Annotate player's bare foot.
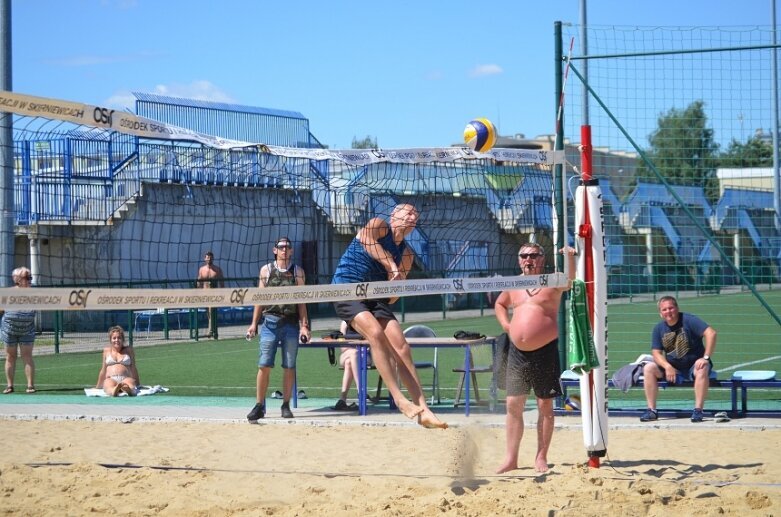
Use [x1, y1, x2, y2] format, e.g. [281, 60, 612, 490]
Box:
[398, 400, 424, 419]
[417, 409, 448, 429]
[112, 384, 122, 397]
[535, 457, 549, 473]
[495, 460, 518, 474]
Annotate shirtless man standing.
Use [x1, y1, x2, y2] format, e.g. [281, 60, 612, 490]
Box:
[196, 251, 224, 338]
[494, 242, 576, 473]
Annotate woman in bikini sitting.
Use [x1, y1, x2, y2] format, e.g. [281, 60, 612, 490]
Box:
[96, 326, 140, 396]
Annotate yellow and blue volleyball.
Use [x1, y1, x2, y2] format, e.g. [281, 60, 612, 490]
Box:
[463, 118, 497, 153]
[564, 395, 581, 411]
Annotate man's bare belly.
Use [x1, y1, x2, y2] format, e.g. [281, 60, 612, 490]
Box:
[508, 304, 558, 352]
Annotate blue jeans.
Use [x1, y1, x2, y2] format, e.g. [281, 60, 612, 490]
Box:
[258, 314, 299, 368]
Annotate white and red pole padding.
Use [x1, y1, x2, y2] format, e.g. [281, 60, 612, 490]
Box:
[575, 125, 608, 468]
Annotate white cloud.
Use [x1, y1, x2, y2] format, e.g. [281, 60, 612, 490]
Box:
[103, 92, 136, 111]
[103, 81, 236, 111]
[469, 64, 503, 78]
[151, 81, 236, 103]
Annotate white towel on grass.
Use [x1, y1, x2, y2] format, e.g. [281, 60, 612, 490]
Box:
[84, 385, 170, 397]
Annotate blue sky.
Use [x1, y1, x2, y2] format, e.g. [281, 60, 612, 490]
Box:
[10, 0, 779, 150]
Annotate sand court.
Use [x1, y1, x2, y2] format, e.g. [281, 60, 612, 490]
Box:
[1, 399, 779, 515]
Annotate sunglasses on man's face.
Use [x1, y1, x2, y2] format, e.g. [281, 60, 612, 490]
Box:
[276, 244, 292, 250]
[518, 253, 542, 259]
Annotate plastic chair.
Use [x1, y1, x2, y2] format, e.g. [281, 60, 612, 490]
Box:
[403, 324, 440, 404]
[373, 324, 440, 405]
[453, 349, 492, 407]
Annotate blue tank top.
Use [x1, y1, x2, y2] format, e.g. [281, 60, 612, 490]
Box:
[332, 231, 407, 284]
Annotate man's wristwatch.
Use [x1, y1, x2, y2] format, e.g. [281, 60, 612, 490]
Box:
[702, 355, 710, 361]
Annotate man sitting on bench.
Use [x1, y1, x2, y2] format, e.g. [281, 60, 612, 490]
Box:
[640, 295, 718, 423]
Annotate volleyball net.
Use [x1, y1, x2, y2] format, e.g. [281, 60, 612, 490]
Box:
[0, 90, 569, 341]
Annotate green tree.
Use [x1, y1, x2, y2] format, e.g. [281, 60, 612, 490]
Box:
[719, 133, 773, 167]
[351, 135, 378, 149]
[637, 100, 720, 200]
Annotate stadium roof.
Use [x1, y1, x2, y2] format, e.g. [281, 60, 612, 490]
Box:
[132, 92, 307, 121]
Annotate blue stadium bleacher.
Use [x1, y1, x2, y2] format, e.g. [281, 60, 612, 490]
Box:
[711, 188, 781, 263]
[569, 177, 625, 268]
[621, 181, 713, 263]
[489, 169, 554, 233]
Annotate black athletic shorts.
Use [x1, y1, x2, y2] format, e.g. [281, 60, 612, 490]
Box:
[333, 299, 396, 324]
[505, 339, 563, 399]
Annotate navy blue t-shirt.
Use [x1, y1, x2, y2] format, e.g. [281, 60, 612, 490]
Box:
[651, 312, 709, 371]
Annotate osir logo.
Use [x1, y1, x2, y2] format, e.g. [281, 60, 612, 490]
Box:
[69, 289, 92, 308]
[93, 107, 114, 126]
[230, 288, 248, 304]
[355, 283, 368, 298]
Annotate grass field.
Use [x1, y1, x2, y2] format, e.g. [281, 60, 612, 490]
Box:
[4, 288, 780, 411]
[13, 317, 505, 400]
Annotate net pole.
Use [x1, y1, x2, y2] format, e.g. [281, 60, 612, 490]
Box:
[554, 21, 568, 378]
[772, 0, 781, 233]
[0, 0, 13, 288]
[555, 33, 575, 281]
[576, 125, 608, 468]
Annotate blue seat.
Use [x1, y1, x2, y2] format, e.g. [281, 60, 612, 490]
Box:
[134, 309, 184, 336]
[404, 325, 440, 404]
[732, 370, 776, 381]
[730, 370, 780, 417]
[218, 306, 253, 324]
[372, 325, 440, 406]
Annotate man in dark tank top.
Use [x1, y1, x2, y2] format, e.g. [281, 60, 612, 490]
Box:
[245, 238, 310, 421]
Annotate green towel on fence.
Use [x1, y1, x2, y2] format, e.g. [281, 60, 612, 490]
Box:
[567, 279, 600, 374]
